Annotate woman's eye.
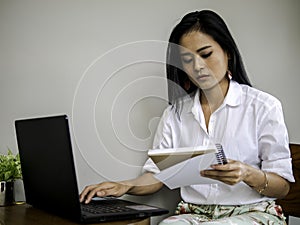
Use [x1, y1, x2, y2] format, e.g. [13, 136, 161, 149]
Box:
[201, 52, 212, 59]
[182, 57, 193, 64]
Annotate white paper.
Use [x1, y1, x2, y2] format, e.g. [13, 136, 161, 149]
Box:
[148, 145, 217, 170]
[154, 152, 222, 189]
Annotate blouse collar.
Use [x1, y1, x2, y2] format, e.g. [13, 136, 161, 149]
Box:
[190, 80, 242, 114]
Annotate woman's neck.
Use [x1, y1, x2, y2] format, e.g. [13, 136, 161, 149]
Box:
[200, 77, 230, 113]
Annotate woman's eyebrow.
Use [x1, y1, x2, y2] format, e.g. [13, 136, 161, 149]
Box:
[196, 45, 212, 53]
[180, 45, 212, 56]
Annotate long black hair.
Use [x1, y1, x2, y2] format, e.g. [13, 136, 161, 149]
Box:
[166, 10, 251, 108]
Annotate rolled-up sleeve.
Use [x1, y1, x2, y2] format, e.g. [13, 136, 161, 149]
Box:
[258, 100, 295, 182]
[142, 106, 174, 174]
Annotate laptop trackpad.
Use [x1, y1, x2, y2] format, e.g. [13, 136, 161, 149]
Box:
[126, 205, 158, 211]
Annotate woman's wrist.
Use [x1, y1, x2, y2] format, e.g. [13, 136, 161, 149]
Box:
[120, 173, 163, 195]
[243, 164, 290, 198]
[119, 180, 134, 194]
[244, 165, 268, 194]
[254, 171, 269, 194]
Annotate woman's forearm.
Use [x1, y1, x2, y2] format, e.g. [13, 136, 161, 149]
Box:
[244, 165, 290, 199]
[121, 172, 163, 195]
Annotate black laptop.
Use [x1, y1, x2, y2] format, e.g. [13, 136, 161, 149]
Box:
[15, 115, 168, 223]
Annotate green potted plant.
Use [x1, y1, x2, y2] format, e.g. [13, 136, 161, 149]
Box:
[0, 149, 22, 206]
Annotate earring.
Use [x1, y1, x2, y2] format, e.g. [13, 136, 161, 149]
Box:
[227, 70, 232, 80]
[184, 79, 191, 91]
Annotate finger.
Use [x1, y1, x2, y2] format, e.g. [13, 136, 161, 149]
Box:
[85, 183, 120, 203]
[81, 183, 110, 203]
[99, 182, 129, 197]
[215, 176, 241, 185]
[96, 187, 118, 198]
[200, 169, 236, 179]
[200, 169, 223, 177]
[210, 159, 236, 170]
[79, 185, 98, 202]
[85, 188, 101, 204]
[85, 186, 111, 204]
[201, 170, 242, 185]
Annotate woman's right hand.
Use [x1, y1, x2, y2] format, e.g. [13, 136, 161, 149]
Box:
[79, 181, 131, 204]
[80, 173, 163, 204]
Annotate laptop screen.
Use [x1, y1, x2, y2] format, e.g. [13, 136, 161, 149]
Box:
[15, 115, 81, 220]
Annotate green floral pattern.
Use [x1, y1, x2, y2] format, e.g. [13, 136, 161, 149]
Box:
[159, 201, 285, 225]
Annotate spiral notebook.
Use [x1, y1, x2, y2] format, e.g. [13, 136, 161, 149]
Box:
[151, 144, 228, 189]
[148, 145, 218, 170]
[215, 144, 228, 165]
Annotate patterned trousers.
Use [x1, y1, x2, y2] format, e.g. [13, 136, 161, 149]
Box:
[159, 201, 285, 225]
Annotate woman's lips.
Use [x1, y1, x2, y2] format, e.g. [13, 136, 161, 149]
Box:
[196, 74, 210, 81]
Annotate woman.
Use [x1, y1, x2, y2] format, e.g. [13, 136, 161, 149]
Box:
[80, 10, 294, 224]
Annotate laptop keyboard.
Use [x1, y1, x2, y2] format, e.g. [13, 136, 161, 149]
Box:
[81, 200, 133, 214]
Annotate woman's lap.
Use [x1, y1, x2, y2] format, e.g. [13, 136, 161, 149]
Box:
[159, 201, 285, 225]
[159, 212, 284, 225]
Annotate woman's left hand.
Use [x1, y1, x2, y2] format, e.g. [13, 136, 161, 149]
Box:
[200, 159, 250, 185]
[201, 159, 290, 199]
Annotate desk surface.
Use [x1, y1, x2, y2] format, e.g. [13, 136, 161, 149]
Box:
[0, 203, 150, 225]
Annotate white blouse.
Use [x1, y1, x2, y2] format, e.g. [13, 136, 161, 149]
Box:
[143, 80, 294, 205]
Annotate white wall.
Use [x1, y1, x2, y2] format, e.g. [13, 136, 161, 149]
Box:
[1, 0, 299, 224]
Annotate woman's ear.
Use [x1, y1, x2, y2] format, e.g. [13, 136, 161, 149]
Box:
[184, 79, 191, 91]
[227, 51, 231, 60]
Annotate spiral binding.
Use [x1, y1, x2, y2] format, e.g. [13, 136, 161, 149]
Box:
[215, 144, 228, 165]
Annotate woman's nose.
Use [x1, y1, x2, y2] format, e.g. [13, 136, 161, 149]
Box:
[194, 55, 205, 72]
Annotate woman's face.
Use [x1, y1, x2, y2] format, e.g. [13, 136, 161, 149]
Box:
[179, 31, 229, 91]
